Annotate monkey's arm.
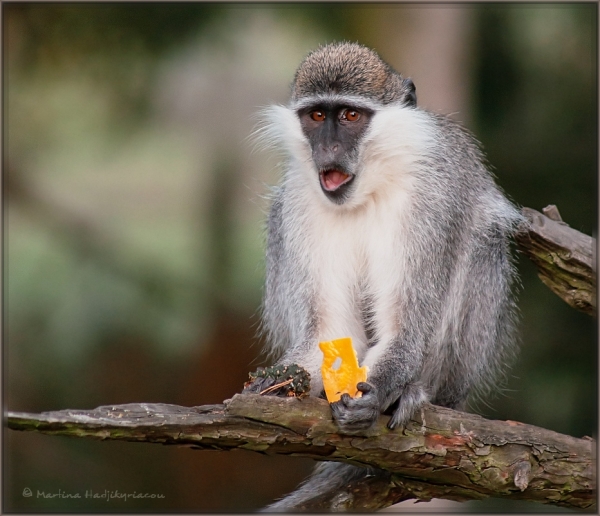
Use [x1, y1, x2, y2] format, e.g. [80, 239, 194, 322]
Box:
[262, 190, 316, 355]
[251, 188, 323, 393]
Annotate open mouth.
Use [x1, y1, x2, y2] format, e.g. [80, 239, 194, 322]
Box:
[319, 168, 354, 192]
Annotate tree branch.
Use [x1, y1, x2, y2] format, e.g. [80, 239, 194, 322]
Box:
[7, 395, 595, 511]
[516, 206, 596, 316]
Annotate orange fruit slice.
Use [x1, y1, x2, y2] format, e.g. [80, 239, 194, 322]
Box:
[319, 337, 368, 403]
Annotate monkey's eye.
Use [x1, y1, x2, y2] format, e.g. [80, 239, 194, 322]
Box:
[310, 111, 326, 122]
[341, 109, 360, 122]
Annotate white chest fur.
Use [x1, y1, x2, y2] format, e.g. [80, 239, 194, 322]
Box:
[302, 183, 415, 360]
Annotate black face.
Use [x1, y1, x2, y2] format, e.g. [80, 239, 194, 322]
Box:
[297, 102, 373, 204]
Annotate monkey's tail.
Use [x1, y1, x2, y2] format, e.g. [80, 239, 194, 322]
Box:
[262, 462, 402, 512]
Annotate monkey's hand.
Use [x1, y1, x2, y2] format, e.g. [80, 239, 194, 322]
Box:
[329, 382, 380, 433]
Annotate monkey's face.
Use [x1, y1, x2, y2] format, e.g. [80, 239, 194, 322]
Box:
[297, 102, 373, 205]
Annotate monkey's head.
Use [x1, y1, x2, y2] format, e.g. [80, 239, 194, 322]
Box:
[289, 42, 417, 205]
[292, 42, 415, 106]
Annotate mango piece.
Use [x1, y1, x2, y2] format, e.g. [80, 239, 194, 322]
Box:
[319, 337, 368, 403]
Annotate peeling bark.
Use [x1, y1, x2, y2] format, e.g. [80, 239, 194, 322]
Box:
[7, 395, 595, 511]
[516, 206, 596, 316]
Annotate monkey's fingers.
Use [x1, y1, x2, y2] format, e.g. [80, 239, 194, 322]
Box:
[330, 384, 380, 433]
[356, 382, 373, 394]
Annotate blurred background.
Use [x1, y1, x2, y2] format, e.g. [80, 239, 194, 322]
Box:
[4, 3, 597, 513]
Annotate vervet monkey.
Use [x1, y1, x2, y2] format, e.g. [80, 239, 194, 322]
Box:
[251, 42, 521, 510]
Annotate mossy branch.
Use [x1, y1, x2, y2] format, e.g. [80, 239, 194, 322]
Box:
[7, 395, 595, 511]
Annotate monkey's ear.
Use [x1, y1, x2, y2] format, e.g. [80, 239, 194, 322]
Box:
[403, 78, 417, 107]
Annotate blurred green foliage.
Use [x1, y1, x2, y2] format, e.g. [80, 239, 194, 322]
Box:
[4, 3, 596, 513]
[469, 4, 596, 445]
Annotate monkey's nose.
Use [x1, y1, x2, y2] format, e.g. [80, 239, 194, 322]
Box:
[314, 145, 340, 168]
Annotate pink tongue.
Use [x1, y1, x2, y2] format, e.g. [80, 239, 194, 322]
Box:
[323, 170, 349, 190]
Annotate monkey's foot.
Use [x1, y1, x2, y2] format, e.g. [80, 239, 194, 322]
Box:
[388, 382, 428, 430]
[330, 382, 379, 433]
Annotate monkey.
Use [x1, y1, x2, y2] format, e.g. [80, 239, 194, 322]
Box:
[246, 42, 522, 511]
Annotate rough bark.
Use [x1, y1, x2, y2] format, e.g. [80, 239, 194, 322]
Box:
[7, 395, 595, 511]
[516, 206, 596, 316]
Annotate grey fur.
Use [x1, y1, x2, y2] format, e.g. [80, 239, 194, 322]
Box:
[258, 42, 522, 511]
[262, 462, 387, 512]
[292, 42, 416, 106]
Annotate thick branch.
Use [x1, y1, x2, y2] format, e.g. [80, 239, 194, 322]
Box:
[7, 395, 595, 511]
[516, 206, 596, 316]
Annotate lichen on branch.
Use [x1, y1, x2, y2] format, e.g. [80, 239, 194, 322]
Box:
[7, 395, 595, 511]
